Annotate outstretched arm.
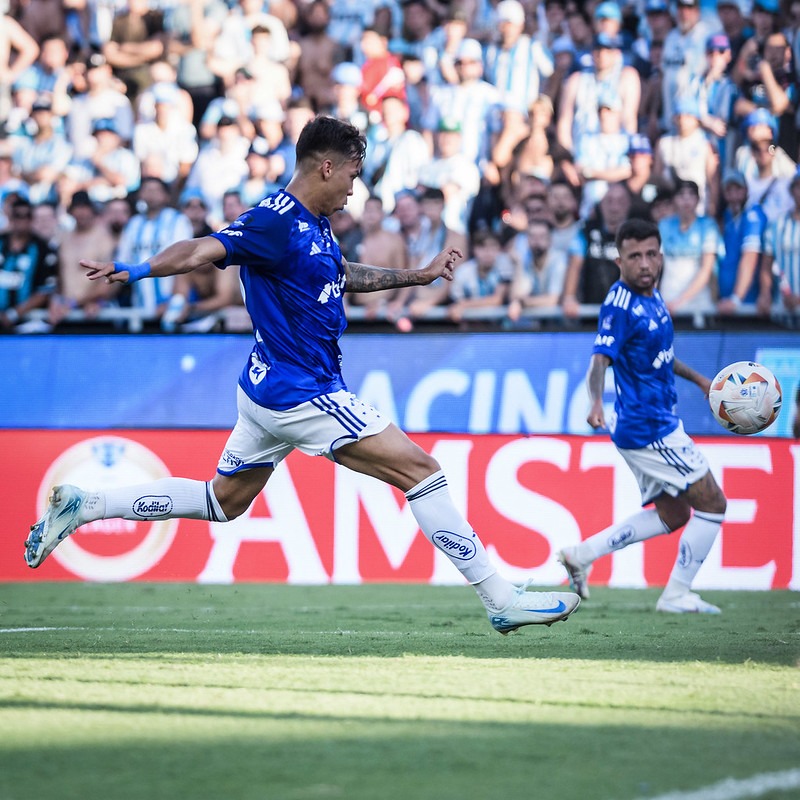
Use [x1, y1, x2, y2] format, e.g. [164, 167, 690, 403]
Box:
[345, 247, 463, 293]
[673, 357, 711, 395]
[82, 236, 228, 285]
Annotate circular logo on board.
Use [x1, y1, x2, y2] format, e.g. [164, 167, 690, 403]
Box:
[37, 437, 178, 581]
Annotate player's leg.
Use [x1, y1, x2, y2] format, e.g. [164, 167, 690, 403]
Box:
[656, 469, 726, 614]
[333, 421, 581, 632]
[24, 387, 285, 568]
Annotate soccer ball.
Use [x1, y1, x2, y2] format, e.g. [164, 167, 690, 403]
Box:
[708, 361, 782, 435]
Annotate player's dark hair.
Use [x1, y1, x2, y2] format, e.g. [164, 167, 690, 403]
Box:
[295, 116, 366, 165]
[615, 218, 661, 251]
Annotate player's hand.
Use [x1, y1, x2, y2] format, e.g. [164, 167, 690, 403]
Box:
[81, 260, 127, 284]
[421, 247, 463, 284]
[586, 400, 606, 430]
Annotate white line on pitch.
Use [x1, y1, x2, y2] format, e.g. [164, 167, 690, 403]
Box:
[634, 769, 800, 800]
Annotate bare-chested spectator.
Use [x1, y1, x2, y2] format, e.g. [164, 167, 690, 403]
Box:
[0, 13, 39, 124]
[293, 0, 346, 112]
[347, 194, 410, 319]
[49, 191, 118, 325]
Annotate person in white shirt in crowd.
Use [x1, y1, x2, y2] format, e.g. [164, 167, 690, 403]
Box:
[133, 81, 199, 191]
[184, 114, 250, 228]
[653, 95, 719, 215]
[362, 92, 430, 214]
[114, 176, 193, 320]
[660, 0, 716, 133]
[657, 179, 720, 316]
[484, 0, 553, 118]
[507, 216, 568, 322]
[447, 226, 509, 324]
[420, 118, 481, 235]
[734, 108, 796, 223]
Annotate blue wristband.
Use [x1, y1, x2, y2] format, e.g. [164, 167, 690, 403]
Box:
[113, 261, 152, 283]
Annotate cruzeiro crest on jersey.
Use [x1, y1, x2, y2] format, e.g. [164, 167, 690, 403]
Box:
[258, 193, 296, 215]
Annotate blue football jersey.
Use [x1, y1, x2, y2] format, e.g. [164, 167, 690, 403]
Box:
[591, 282, 680, 449]
[210, 191, 349, 410]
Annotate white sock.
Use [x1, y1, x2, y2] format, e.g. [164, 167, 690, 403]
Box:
[662, 511, 724, 598]
[80, 479, 228, 524]
[405, 471, 515, 612]
[575, 508, 671, 565]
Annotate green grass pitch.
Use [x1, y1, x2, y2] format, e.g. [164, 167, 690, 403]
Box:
[0, 583, 798, 800]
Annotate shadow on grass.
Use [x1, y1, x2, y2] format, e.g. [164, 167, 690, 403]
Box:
[1, 710, 798, 800]
[1, 583, 798, 665]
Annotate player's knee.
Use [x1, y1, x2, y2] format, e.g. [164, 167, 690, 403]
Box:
[662, 506, 692, 531]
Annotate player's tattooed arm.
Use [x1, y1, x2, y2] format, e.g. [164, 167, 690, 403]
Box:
[344, 248, 461, 293]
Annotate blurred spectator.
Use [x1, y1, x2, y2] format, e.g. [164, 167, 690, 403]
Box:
[363, 93, 430, 213]
[102, 196, 133, 256]
[660, 0, 714, 132]
[136, 61, 195, 126]
[1, 14, 39, 128]
[715, 0, 752, 66]
[31, 201, 63, 248]
[557, 32, 640, 155]
[133, 81, 199, 190]
[325, 62, 370, 133]
[484, 0, 553, 117]
[544, 36, 576, 118]
[360, 25, 406, 116]
[294, 0, 346, 112]
[184, 115, 250, 227]
[198, 68, 258, 142]
[447, 227, 509, 323]
[327, 0, 392, 61]
[164, 0, 227, 127]
[575, 92, 632, 218]
[103, 0, 169, 101]
[562, 181, 632, 318]
[249, 101, 293, 187]
[180, 190, 214, 238]
[563, 6, 595, 71]
[14, 95, 73, 205]
[61, 117, 140, 206]
[114, 176, 193, 319]
[161, 190, 246, 332]
[734, 108, 795, 222]
[390, 0, 438, 65]
[546, 179, 582, 260]
[626, 133, 659, 215]
[401, 52, 435, 131]
[422, 119, 481, 233]
[424, 36, 500, 168]
[330, 208, 361, 262]
[758, 169, 800, 315]
[66, 49, 134, 160]
[49, 190, 118, 325]
[425, 5, 470, 86]
[14, 0, 72, 46]
[653, 96, 719, 215]
[0, 197, 58, 330]
[244, 21, 293, 109]
[347, 194, 410, 319]
[658, 179, 720, 314]
[639, 36, 666, 145]
[236, 136, 276, 208]
[717, 169, 766, 314]
[418, 185, 468, 258]
[651, 185, 677, 222]
[208, 0, 290, 87]
[692, 33, 737, 171]
[507, 217, 567, 321]
[733, 29, 797, 159]
[14, 35, 71, 118]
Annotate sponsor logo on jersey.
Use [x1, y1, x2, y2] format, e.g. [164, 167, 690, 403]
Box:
[221, 229, 243, 237]
[298, 221, 309, 232]
[317, 274, 346, 304]
[652, 345, 674, 369]
[594, 334, 615, 347]
[249, 352, 269, 384]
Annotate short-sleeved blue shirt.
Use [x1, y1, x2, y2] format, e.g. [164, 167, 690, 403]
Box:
[210, 191, 349, 410]
[591, 281, 679, 449]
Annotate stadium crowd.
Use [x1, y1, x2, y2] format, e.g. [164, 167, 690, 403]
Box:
[2, 0, 800, 333]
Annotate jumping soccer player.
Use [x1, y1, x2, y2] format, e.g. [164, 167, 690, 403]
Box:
[558, 218, 727, 614]
[25, 115, 580, 634]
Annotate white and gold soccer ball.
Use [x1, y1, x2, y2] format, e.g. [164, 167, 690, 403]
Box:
[708, 361, 782, 435]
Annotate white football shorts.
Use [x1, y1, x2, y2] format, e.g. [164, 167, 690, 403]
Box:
[217, 386, 391, 474]
[617, 421, 710, 505]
